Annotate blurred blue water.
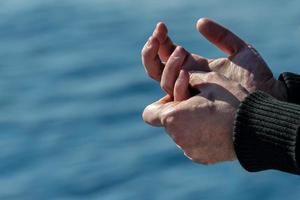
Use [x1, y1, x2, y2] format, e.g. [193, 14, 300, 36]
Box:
[0, 0, 300, 199]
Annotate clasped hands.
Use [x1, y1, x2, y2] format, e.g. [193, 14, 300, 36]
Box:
[141, 18, 287, 164]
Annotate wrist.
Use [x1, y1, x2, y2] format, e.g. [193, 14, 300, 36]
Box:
[233, 91, 300, 174]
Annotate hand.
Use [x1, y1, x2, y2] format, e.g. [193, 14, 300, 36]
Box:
[141, 18, 287, 100]
[143, 71, 249, 164]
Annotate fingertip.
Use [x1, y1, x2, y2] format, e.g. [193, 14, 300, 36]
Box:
[196, 17, 211, 32]
[142, 95, 172, 127]
[154, 22, 168, 43]
[175, 45, 188, 56]
[157, 21, 168, 33]
[142, 104, 162, 127]
[196, 18, 247, 55]
[175, 45, 184, 51]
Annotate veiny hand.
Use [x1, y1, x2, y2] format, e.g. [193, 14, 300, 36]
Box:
[141, 18, 287, 100]
[143, 71, 249, 164]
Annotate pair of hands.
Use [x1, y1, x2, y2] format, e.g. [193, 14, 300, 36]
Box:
[141, 18, 287, 164]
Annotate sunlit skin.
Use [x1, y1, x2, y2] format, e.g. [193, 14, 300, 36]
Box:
[141, 18, 287, 100]
[141, 18, 288, 164]
[143, 70, 248, 164]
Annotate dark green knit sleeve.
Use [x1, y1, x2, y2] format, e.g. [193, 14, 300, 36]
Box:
[279, 72, 300, 104]
[233, 91, 300, 175]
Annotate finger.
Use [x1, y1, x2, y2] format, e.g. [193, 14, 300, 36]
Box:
[196, 18, 247, 55]
[153, 22, 212, 72]
[189, 71, 235, 101]
[161, 46, 188, 96]
[141, 36, 164, 81]
[174, 70, 191, 101]
[189, 71, 209, 90]
[189, 71, 229, 88]
[183, 53, 211, 72]
[153, 22, 177, 62]
[159, 37, 177, 62]
[188, 71, 223, 100]
[153, 22, 168, 44]
[142, 95, 174, 127]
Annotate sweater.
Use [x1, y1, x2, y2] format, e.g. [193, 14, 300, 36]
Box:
[233, 72, 300, 175]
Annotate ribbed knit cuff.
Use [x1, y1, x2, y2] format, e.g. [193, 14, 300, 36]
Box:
[233, 91, 300, 175]
[279, 72, 300, 104]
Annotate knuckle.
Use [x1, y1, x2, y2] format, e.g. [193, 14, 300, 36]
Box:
[210, 58, 229, 72]
[147, 71, 160, 81]
[161, 110, 189, 147]
[207, 71, 218, 78]
[161, 109, 182, 128]
[160, 111, 173, 127]
[161, 110, 178, 128]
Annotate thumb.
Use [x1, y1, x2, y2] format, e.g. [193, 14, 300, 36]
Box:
[196, 18, 247, 55]
[189, 71, 211, 91]
[142, 95, 174, 127]
[188, 71, 229, 95]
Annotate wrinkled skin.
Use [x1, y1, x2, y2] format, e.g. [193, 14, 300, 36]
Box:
[141, 18, 287, 100]
[141, 18, 287, 164]
[143, 71, 249, 164]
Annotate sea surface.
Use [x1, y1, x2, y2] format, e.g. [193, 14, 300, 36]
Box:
[0, 0, 300, 199]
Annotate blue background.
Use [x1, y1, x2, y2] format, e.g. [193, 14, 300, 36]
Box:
[0, 0, 300, 199]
